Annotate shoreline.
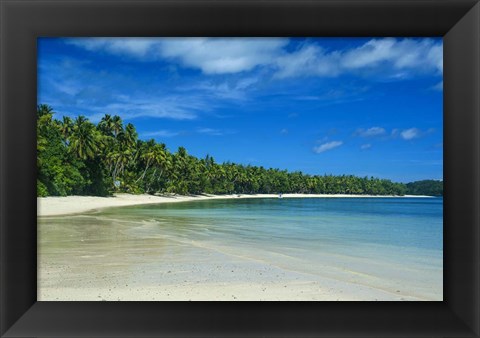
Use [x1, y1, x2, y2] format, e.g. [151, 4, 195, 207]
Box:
[37, 193, 435, 217]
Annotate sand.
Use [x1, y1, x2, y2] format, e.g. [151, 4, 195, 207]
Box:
[38, 233, 435, 301]
[38, 224, 430, 301]
[39, 282, 423, 301]
[37, 193, 432, 217]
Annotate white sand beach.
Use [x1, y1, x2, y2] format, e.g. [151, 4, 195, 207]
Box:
[37, 218, 434, 301]
[37, 232, 438, 301]
[39, 281, 425, 302]
[37, 193, 431, 217]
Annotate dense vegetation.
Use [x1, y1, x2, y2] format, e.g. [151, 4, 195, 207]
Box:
[405, 180, 443, 197]
[37, 105, 442, 197]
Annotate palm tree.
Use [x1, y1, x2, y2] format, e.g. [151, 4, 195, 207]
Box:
[59, 116, 73, 142]
[174, 146, 188, 178]
[111, 115, 123, 138]
[37, 104, 54, 117]
[69, 116, 99, 160]
[145, 143, 169, 193]
[106, 149, 132, 188]
[136, 139, 156, 183]
[98, 114, 114, 136]
[122, 123, 138, 149]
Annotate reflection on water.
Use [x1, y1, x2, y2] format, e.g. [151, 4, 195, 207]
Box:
[38, 197, 443, 300]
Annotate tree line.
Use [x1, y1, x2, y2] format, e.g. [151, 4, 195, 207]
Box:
[405, 180, 443, 197]
[37, 104, 442, 197]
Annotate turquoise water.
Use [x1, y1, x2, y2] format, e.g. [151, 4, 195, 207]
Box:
[39, 197, 443, 300]
[101, 197, 443, 298]
[108, 197, 442, 251]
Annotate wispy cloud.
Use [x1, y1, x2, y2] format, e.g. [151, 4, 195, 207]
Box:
[181, 77, 259, 101]
[360, 143, 372, 150]
[141, 127, 232, 139]
[274, 44, 341, 78]
[141, 130, 181, 138]
[354, 127, 386, 137]
[400, 128, 422, 140]
[236, 77, 259, 89]
[197, 128, 226, 136]
[313, 141, 343, 154]
[373, 127, 435, 141]
[66, 37, 443, 80]
[67, 38, 289, 75]
[86, 96, 204, 123]
[294, 86, 370, 106]
[274, 38, 442, 79]
[67, 38, 157, 58]
[38, 56, 213, 122]
[341, 38, 442, 74]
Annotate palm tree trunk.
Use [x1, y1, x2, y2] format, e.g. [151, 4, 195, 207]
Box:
[146, 167, 157, 193]
[136, 160, 151, 183]
[112, 158, 121, 187]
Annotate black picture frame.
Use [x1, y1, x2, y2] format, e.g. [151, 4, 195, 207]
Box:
[1, 0, 479, 337]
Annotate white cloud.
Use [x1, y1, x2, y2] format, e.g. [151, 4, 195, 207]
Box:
[185, 77, 260, 101]
[360, 143, 372, 150]
[197, 128, 224, 136]
[142, 127, 230, 138]
[67, 38, 158, 58]
[276, 38, 442, 79]
[274, 45, 341, 78]
[341, 38, 442, 74]
[342, 39, 397, 69]
[157, 38, 288, 74]
[236, 77, 259, 89]
[86, 95, 208, 123]
[355, 127, 386, 137]
[67, 37, 288, 74]
[141, 130, 180, 138]
[401, 128, 421, 140]
[391, 128, 434, 140]
[313, 141, 343, 153]
[66, 37, 443, 79]
[280, 128, 289, 135]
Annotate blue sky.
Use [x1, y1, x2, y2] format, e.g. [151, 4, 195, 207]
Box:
[38, 37, 443, 183]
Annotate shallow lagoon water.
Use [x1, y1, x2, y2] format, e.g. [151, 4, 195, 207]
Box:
[38, 197, 443, 301]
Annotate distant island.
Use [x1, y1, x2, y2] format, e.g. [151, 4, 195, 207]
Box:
[37, 104, 443, 198]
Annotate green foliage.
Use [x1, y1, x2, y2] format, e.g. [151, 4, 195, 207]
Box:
[37, 180, 49, 197]
[36, 104, 439, 198]
[406, 180, 443, 196]
[37, 106, 88, 196]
